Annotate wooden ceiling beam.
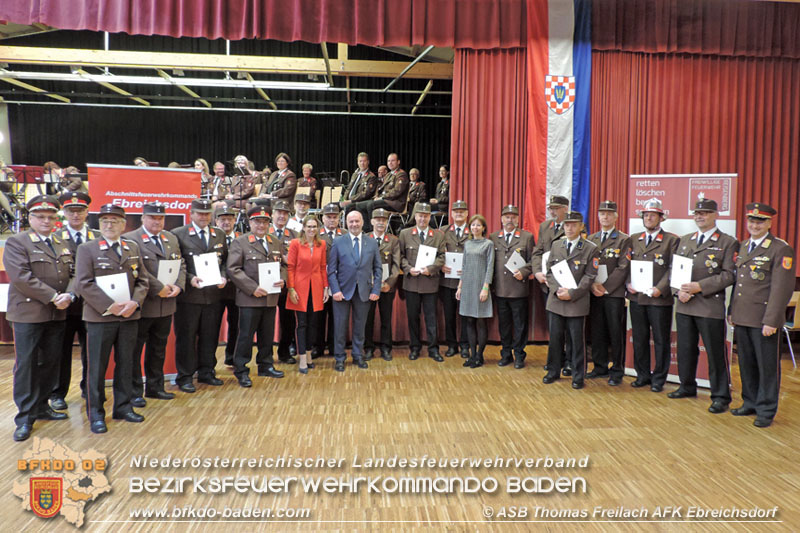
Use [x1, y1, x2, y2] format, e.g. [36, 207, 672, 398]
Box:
[0, 76, 70, 103]
[156, 68, 211, 108]
[76, 68, 149, 106]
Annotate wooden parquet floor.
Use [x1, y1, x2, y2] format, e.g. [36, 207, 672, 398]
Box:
[1, 344, 798, 532]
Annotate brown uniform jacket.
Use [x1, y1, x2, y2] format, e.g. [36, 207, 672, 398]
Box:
[587, 229, 631, 298]
[627, 229, 680, 306]
[399, 226, 445, 294]
[123, 227, 187, 318]
[545, 237, 599, 316]
[490, 228, 536, 299]
[377, 168, 410, 212]
[59, 226, 99, 316]
[3, 230, 74, 323]
[263, 169, 297, 201]
[433, 179, 449, 206]
[227, 233, 286, 307]
[440, 223, 470, 289]
[75, 237, 149, 322]
[321, 227, 345, 261]
[342, 169, 377, 203]
[205, 176, 231, 201]
[531, 219, 566, 273]
[730, 233, 795, 329]
[406, 181, 428, 209]
[173, 224, 228, 304]
[673, 229, 738, 320]
[228, 173, 255, 201]
[368, 231, 401, 291]
[220, 231, 241, 300]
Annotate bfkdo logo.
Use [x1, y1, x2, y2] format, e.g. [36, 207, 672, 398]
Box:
[31, 477, 63, 518]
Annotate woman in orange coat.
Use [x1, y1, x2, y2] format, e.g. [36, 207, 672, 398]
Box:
[287, 215, 329, 373]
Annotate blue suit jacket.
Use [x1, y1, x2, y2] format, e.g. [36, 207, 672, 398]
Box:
[327, 232, 382, 302]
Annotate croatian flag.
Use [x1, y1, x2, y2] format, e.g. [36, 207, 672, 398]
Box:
[526, 0, 592, 232]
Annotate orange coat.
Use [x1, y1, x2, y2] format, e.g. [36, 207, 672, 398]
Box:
[286, 238, 328, 312]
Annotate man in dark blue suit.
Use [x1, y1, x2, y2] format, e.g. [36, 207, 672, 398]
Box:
[327, 210, 382, 371]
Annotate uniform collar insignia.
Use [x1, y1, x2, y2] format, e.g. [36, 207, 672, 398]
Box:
[141, 233, 150, 242]
[763, 239, 771, 248]
[62, 230, 69, 239]
[99, 240, 109, 250]
[248, 234, 256, 242]
[30, 232, 40, 242]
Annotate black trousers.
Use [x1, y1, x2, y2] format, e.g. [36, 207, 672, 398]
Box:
[496, 296, 528, 361]
[405, 291, 438, 351]
[589, 295, 626, 379]
[294, 292, 316, 355]
[546, 313, 586, 381]
[735, 325, 781, 419]
[131, 315, 173, 397]
[676, 312, 731, 403]
[86, 320, 137, 422]
[220, 297, 239, 364]
[629, 301, 673, 386]
[233, 306, 276, 378]
[54, 313, 87, 400]
[277, 290, 296, 360]
[439, 286, 469, 350]
[364, 290, 395, 352]
[12, 321, 65, 426]
[174, 301, 222, 386]
[313, 298, 335, 355]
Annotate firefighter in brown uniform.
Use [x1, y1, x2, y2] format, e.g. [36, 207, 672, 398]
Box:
[399, 203, 446, 360]
[668, 197, 738, 413]
[626, 198, 680, 392]
[363, 208, 401, 360]
[123, 201, 186, 405]
[532, 195, 569, 373]
[270, 200, 299, 364]
[586, 201, 631, 385]
[215, 205, 240, 366]
[729, 202, 795, 428]
[340, 152, 378, 212]
[172, 198, 228, 393]
[313, 203, 345, 357]
[542, 212, 599, 389]
[52, 191, 97, 409]
[356, 152, 410, 232]
[5, 196, 74, 441]
[76, 204, 149, 434]
[227, 206, 287, 387]
[489, 204, 536, 368]
[439, 200, 471, 358]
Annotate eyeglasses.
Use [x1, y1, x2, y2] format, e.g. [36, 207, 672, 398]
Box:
[30, 214, 58, 222]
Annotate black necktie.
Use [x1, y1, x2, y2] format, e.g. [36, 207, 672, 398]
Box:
[420, 231, 425, 244]
[350, 173, 361, 199]
[646, 235, 652, 246]
[199, 229, 207, 249]
[456, 227, 462, 239]
[258, 238, 267, 253]
[111, 242, 121, 257]
[44, 237, 55, 254]
[554, 224, 560, 233]
[328, 231, 334, 240]
[227, 236, 233, 247]
[154, 234, 164, 253]
[697, 234, 705, 246]
[601, 232, 608, 243]
[749, 241, 756, 254]
[506, 233, 512, 245]
[74, 232, 83, 245]
[353, 237, 360, 262]
[567, 242, 572, 254]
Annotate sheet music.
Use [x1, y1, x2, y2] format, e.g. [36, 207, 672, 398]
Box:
[96, 273, 130, 303]
[630, 260, 654, 293]
[670, 255, 693, 290]
[414, 244, 437, 270]
[193, 252, 223, 288]
[258, 261, 283, 294]
[157, 259, 181, 286]
[445, 252, 463, 279]
[551, 259, 578, 289]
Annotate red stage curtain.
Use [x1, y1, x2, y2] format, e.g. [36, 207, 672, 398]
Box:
[589, 50, 800, 272]
[0, 0, 526, 49]
[593, 0, 800, 59]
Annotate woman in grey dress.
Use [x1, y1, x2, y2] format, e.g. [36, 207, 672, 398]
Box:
[456, 214, 494, 368]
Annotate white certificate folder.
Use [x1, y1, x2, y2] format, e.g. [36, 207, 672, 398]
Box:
[193, 252, 223, 288]
[96, 273, 130, 303]
[670, 255, 693, 289]
[258, 262, 283, 294]
[551, 259, 578, 289]
[415, 244, 437, 270]
[445, 252, 463, 279]
[157, 259, 181, 286]
[630, 260, 654, 293]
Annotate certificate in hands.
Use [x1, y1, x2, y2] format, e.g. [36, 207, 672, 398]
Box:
[630, 260, 654, 293]
[445, 252, 463, 279]
[258, 261, 282, 294]
[551, 259, 578, 289]
[542, 251, 551, 274]
[670, 255, 693, 290]
[381, 264, 390, 283]
[505, 250, 526, 274]
[595, 264, 609, 285]
[193, 252, 223, 288]
[96, 273, 131, 303]
[157, 259, 181, 286]
[414, 244, 437, 270]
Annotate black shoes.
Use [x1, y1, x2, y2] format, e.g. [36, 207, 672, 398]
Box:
[37, 408, 68, 421]
[238, 376, 252, 388]
[608, 377, 622, 386]
[13, 424, 32, 441]
[363, 349, 374, 361]
[90, 420, 108, 434]
[561, 367, 573, 377]
[409, 350, 420, 360]
[112, 411, 144, 423]
[708, 402, 728, 414]
[631, 379, 651, 388]
[445, 346, 458, 357]
[178, 383, 196, 393]
[514, 360, 525, 369]
[50, 397, 68, 411]
[257, 367, 284, 378]
[279, 356, 297, 365]
[753, 417, 773, 428]
[667, 389, 697, 399]
[355, 359, 369, 369]
[334, 361, 345, 372]
[131, 397, 147, 408]
[380, 349, 392, 361]
[572, 380, 584, 390]
[585, 369, 609, 379]
[731, 406, 756, 416]
[145, 391, 175, 400]
[429, 351, 444, 362]
[198, 376, 224, 386]
[650, 384, 663, 392]
[497, 358, 513, 367]
[542, 374, 559, 384]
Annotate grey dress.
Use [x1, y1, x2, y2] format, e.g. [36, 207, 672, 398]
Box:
[459, 237, 495, 318]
